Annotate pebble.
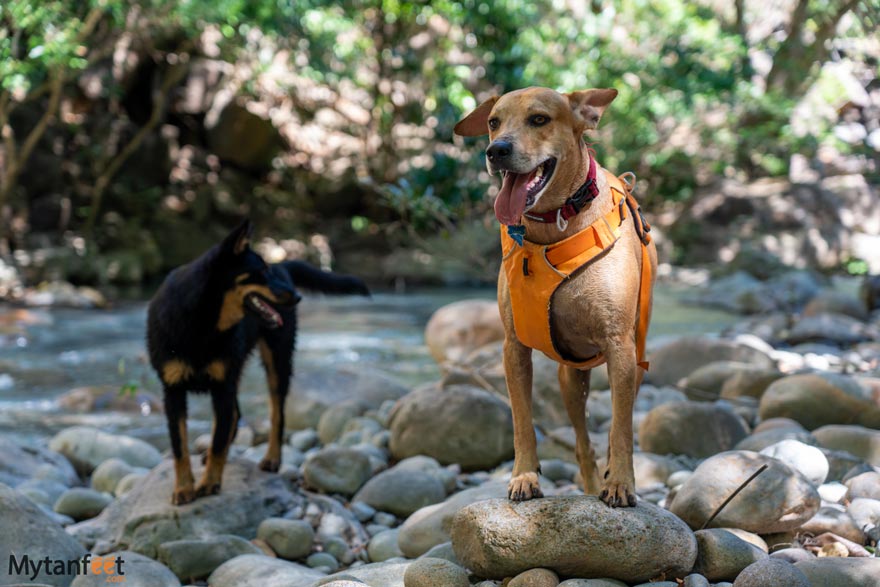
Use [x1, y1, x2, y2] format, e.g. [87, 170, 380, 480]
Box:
[257, 517, 315, 560]
[681, 574, 710, 587]
[90, 458, 138, 494]
[403, 557, 469, 587]
[373, 511, 397, 526]
[817, 481, 848, 503]
[845, 471, 880, 499]
[290, 428, 320, 451]
[350, 501, 376, 522]
[769, 548, 816, 564]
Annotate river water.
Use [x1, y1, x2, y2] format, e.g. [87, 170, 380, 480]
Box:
[0, 286, 736, 445]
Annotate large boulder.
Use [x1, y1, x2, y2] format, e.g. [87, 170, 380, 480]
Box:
[425, 300, 504, 364]
[0, 434, 79, 488]
[450, 496, 697, 583]
[638, 402, 749, 458]
[285, 366, 409, 430]
[397, 481, 509, 558]
[669, 451, 820, 533]
[0, 483, 87, 587]
[812, 425, 880, 466]
[646, 337, 775, 387]
[66, 458, 300, 558]
[758, 373, 880, 430]
[48, 426, 161, 476]
[389, 385, 514, 470]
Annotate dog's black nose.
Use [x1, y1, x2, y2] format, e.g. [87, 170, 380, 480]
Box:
[486, 140, 513, 162]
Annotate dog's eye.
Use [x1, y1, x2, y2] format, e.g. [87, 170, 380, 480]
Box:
[488, 118, 500, 131]
[529, 115, 550, 126]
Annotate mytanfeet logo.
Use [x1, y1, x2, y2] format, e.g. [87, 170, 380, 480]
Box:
[8, 553, 126, 583]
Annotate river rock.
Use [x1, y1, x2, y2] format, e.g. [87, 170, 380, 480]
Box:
[257, 518, 315, 560]
[56, 385, 162, 415]
[49, 426, 161, 475]
[759, 439, 828, 486]
[769, 548, 815, 564]
[813, 424, 880, 466]
[353, 466, 446, 517]
[558, 580, 628, 587]
[314, 561, 410, 587]
[403, 557, 469, 587]
[804, 291, 870, 321]
[69, 550, 180, 587]
[680, 361, 763, 398]
[846, 471, 880, 500]
[732, 558, 809, 587]
[285, 366, 409, 430]
[450, 496, 697, 583]
[508, 568, 560, 587]
[318, 401, 367, 445]
[208, 554, 324, 587]
[720, 368, 785, 400]
[786, 312, 876, 346]
[368, 529, 404, 562]
[798, 507, 865, 544]
[794, 558, 880, 587]
[692, 529, 767, 582]
[734, 428, 817, 452]
[638, 402, 749, 458]
[0, 435, 79, 488]
[0, 483, 87, 586]
[646, 336, 775, 387]
[425, 300, 504, 364]
[758, 374, 880, 430]
[90, 458, 138, 494]
[632, 452, 689, 490]
[669, 451, 820, 533]
[53, 487, 113, 521]
[849, 497, 880, 532]
[389, 384, 514, 470]
[66, 458, 299, 558]
[302, 447, 373, 496]
[397, 480, 508, 557]
[157, 534, 261, 580]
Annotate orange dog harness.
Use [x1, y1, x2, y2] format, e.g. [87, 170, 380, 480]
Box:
[501, 170, 652, 371]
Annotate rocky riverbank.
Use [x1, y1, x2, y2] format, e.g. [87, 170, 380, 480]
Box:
[1, 276, 879, 586]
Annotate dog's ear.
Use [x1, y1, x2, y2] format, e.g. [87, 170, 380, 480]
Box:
[223, 219, 253, 255]
[453, 96, 498, 137]
[567, 88, 618, 131]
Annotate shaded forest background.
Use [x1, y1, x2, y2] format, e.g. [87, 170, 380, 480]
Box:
[0, 0, 877, 293]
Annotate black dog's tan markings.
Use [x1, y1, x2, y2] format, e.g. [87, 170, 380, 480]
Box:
[147, 219, 370, 505]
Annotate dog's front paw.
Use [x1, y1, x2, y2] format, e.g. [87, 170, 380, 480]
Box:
[508, 472, 543, 501]
[599, 475, 637, 508]
[194, 481, 221, 498]
[259, 457, 280, 472]
[171, 485, 195, 505]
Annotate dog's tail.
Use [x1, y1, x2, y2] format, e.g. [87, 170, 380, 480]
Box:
[280, 260, 370, 297]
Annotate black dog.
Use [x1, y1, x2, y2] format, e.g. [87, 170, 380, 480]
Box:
[147, 220, 369, 504]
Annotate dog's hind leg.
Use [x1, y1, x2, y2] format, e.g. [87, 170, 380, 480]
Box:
[559, 365, 601, 495]
[504, 337, 543, 501]
[196, 386, 238, 497]
[164, 388, 195, 505]
[258, 338, 291, 472]
[601, 336, 638, 507]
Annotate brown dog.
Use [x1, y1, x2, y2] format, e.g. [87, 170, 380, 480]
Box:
[455, 87, 657, 507]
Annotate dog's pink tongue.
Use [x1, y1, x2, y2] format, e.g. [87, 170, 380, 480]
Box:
[494, 172, 531, 226]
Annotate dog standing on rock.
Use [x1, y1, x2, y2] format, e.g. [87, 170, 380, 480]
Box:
[147, 220, 369, 505]
[455, 87, 657, 507]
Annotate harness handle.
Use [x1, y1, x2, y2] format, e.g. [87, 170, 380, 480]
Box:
[618, 171, 637, 194]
